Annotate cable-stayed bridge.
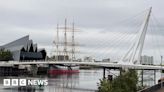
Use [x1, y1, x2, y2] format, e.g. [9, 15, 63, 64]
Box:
[0, 7, 164, 71]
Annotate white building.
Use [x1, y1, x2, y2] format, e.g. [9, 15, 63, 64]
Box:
[102, 58, 110, 62]
[140, 55, 153, 65]
[83, 56, 95, 62]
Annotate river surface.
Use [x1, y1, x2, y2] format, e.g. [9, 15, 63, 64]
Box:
[0, 69, 162, 92]
[0, 69, 105, 92]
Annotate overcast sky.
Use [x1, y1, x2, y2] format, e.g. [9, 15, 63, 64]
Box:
[0, 0, 164, 62]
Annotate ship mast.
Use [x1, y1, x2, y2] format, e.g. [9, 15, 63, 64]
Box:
[56, 24, 59, 61]
[64, 19, 68, 61]
[54, 19, 79, 61]
[72, 22, 75, 61]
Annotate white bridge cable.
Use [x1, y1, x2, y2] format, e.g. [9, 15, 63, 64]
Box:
[105, 22, 143, 60]
[79, 28, 135, 54]
[83, 32, 141, 60]
[84, 30, 138, 60]
[100, 9, 152, 61]
[119, 8, 152, 64]
[140, 12, 163, 65]
[82, 29, 138, 60]
[94, 30, 138, 60]
[78, 10, 147, 47]
[147, 14, 164, 64]
[81, 12, 146, 60]
[148, 19, 159, 65]
[151, 14, 163, 55]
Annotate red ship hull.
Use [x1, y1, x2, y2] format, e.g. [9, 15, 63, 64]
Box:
[48, 64, 79, 75]
[49, 69, 79, 74]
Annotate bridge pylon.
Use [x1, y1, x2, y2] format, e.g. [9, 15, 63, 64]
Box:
[120, 7, 152, 64]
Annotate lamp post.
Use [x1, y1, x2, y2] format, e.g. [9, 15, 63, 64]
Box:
[161, 56, 163, 88]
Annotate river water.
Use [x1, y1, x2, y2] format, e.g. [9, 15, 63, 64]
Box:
[0, 69, 162, 92]
[0, 69, 104, 92]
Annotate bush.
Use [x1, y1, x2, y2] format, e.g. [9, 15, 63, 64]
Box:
[0, 48, 13, 61]
[98, 69, 138, 92]
[98, 79, 112, 92]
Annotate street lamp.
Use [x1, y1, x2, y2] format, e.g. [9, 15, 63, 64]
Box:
[161, 55, 163, 88]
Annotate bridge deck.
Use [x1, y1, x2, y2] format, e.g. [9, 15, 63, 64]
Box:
[0, 61, 164, 70]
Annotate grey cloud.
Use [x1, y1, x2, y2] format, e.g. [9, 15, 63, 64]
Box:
[0, 0, 164, 60]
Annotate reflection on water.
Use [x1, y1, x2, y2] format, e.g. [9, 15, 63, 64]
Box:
[0, 69, 161, 92]
[0, 69, 103, 92]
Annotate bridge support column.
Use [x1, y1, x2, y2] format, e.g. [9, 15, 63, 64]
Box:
[119, 68, 123, 76]
[28, 65, 38, 76]
[103, 67, 106, 79]
[141, 70, 144, 87]
[154, 70, 156, 85]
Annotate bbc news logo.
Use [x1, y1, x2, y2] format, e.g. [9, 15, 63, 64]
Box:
[3, 79, 48, 86]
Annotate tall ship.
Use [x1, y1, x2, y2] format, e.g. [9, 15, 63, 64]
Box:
[48, 19, 80, 74]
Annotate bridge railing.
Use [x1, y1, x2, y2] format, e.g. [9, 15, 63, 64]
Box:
[139, 82, 164, 92]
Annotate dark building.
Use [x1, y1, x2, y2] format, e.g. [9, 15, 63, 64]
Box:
[0, 35, 46, 61]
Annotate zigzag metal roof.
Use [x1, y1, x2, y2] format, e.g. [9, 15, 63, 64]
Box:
[0, 35, 44, 52]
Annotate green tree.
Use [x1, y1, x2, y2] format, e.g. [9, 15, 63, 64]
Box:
[0, 48, 13, 61]
[98, 79, 112, 92]
[98, 69, 138, 92]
